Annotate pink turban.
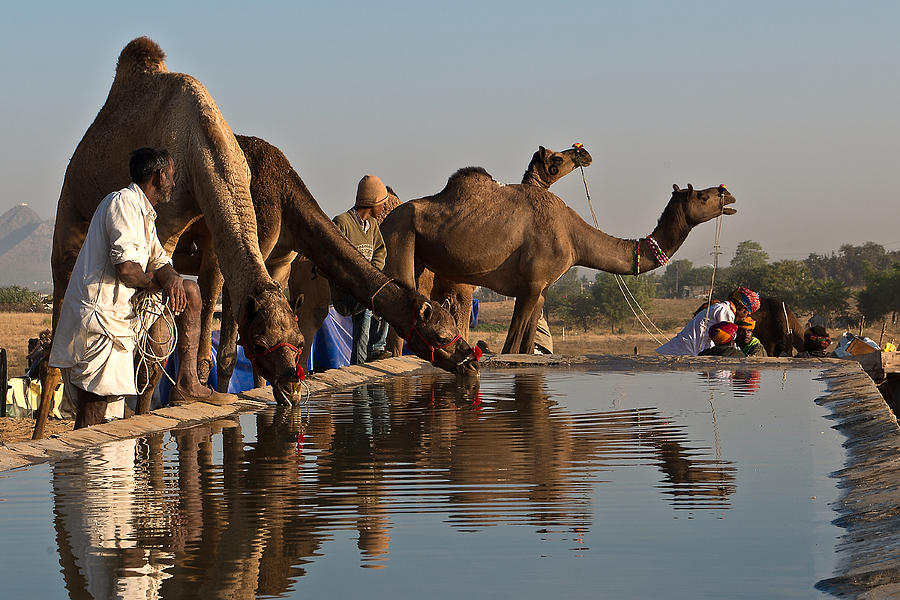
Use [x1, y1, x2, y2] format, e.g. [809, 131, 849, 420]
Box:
[730, 287, 761, 314]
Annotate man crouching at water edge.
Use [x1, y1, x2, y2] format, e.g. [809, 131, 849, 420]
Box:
[698, 322, 744, 357]
[49, 148, 234, 429]
[656, 287, 761, 356]
[736, 317, 767, 357]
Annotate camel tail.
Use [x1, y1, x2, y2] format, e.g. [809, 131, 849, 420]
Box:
[116, 37, 167, 78]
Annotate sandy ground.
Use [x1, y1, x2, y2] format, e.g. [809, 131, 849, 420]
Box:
[3, 301, 897, 445]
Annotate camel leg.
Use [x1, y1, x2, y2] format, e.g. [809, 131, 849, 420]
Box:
[383, 220, 419, 358]
[502, 292, 543, 354]
[517, 295, 545, 354]
[32, 364, 60, 440]
[34, 215, 88, 439]
[195, 238, 223, 384]
[217, 286, 239, 393]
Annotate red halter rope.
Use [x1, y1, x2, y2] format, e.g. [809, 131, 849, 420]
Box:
[238, 312, 305, 381]
[406, 318, 482, 366]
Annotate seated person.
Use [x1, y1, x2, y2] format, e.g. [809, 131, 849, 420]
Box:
[656, 287, 760, 356]
[699, 321, 744, 357]
[736, 317, 767, 357]
[794, 326, 832, 358]
[534, 310, 553, 354]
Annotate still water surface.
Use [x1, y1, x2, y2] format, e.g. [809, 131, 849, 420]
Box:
[0, 367, 844, 598]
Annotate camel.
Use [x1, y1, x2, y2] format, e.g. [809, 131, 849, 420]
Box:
[750, 297, 805, 356]
[381, 175, 736, 354]
[173, 135, 479, 393]
[386, 144, 594, 356]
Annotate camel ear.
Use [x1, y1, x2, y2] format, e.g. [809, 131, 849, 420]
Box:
[418, 301, 433, 322]
[291, 293, 304, 313]
[687, 183, 694, 193]
[244, 294, 260, 319]
[539, 146, 548, 160]
[673, 184, 681, 192]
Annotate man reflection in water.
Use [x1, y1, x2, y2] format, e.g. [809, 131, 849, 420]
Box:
[52, 439, 173, 598]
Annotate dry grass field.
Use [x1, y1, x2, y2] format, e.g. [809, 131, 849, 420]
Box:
[0, 311, 52, 374]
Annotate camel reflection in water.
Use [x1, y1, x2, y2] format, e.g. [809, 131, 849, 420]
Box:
[51, 370, 736, 598]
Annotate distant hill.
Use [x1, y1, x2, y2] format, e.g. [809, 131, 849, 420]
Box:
[0, 205, 53, 291]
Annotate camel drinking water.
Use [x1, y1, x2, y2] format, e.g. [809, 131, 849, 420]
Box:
[381, 173, 736, 355]
[172, 135, 479, 392]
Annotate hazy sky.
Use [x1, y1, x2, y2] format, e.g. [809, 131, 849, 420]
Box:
[2, 1, 898, 268]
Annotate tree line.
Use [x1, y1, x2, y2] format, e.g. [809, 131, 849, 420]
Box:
[537, 241, 900, 332]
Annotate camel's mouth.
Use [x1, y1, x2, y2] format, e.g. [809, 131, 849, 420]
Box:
[455, 354, 481, 377]
[566, 148, 593, 167]
[272, 379, 303, 406]
[720, 193, 737, 215]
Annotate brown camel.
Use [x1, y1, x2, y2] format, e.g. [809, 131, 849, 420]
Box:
[750, 297, 805, 356]
[34, 36, 304, 438]
[382, 176, 736, 354]
[174, 135, 479, 392]
[386, 144, 594, 356]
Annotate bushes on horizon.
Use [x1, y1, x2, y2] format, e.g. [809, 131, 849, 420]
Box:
[0, 286, 42, 306]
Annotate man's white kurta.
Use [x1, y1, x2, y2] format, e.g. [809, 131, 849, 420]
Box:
[49, 183, 172, 396]
[655, 301, 735, 356]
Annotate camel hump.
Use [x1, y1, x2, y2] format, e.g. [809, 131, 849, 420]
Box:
[116, 37, 167, 78]
[442, 167, 495, 193]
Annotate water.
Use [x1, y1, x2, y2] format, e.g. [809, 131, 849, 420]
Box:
[0, 367, 846, 599]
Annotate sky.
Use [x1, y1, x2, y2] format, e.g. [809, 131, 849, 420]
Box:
[2, 1, 899, 269]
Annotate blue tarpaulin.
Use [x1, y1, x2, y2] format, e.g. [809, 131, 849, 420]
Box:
[158, 301, 476, 401]
[159, 307, 355, 400]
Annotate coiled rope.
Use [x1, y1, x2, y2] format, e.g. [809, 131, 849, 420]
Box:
[133, 291, 178, 394]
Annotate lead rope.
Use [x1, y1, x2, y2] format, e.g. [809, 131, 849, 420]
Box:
[702, 188, 728, 335]
[574, 143, 664, 344]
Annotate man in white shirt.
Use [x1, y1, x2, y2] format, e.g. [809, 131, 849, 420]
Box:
[655, 287, 760, 356]
[50, 147, 232, 428]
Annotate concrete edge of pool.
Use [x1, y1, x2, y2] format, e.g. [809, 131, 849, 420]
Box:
[1, 353, 896, 598]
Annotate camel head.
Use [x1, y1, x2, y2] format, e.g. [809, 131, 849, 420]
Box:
[406, 297, 480, 378]
[671, 184, 737, 226]
[523, 145, 593, 188]
[239, 282, 306, 405]
[376, 186, 403, 224]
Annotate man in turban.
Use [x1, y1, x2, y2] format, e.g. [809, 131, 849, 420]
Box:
[699, 321, 744, 356]
[736, 317, 767, 357]
[794, 326, 832, 358]
[656, 287, 760, 356]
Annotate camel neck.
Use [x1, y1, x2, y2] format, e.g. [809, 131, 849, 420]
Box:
[521, 170, 550, 189]
[570, 196, 694, 275]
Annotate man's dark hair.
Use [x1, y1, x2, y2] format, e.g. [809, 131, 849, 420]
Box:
[129, 147, 171, 184]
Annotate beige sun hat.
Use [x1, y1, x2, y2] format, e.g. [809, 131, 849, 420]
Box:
[355, 174, 389, 207]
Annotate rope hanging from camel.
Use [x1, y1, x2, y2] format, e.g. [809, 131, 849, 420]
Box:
[703, 187, 728, 332]
[573, 143, 600, 228]
[573, 142, 665, 342]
